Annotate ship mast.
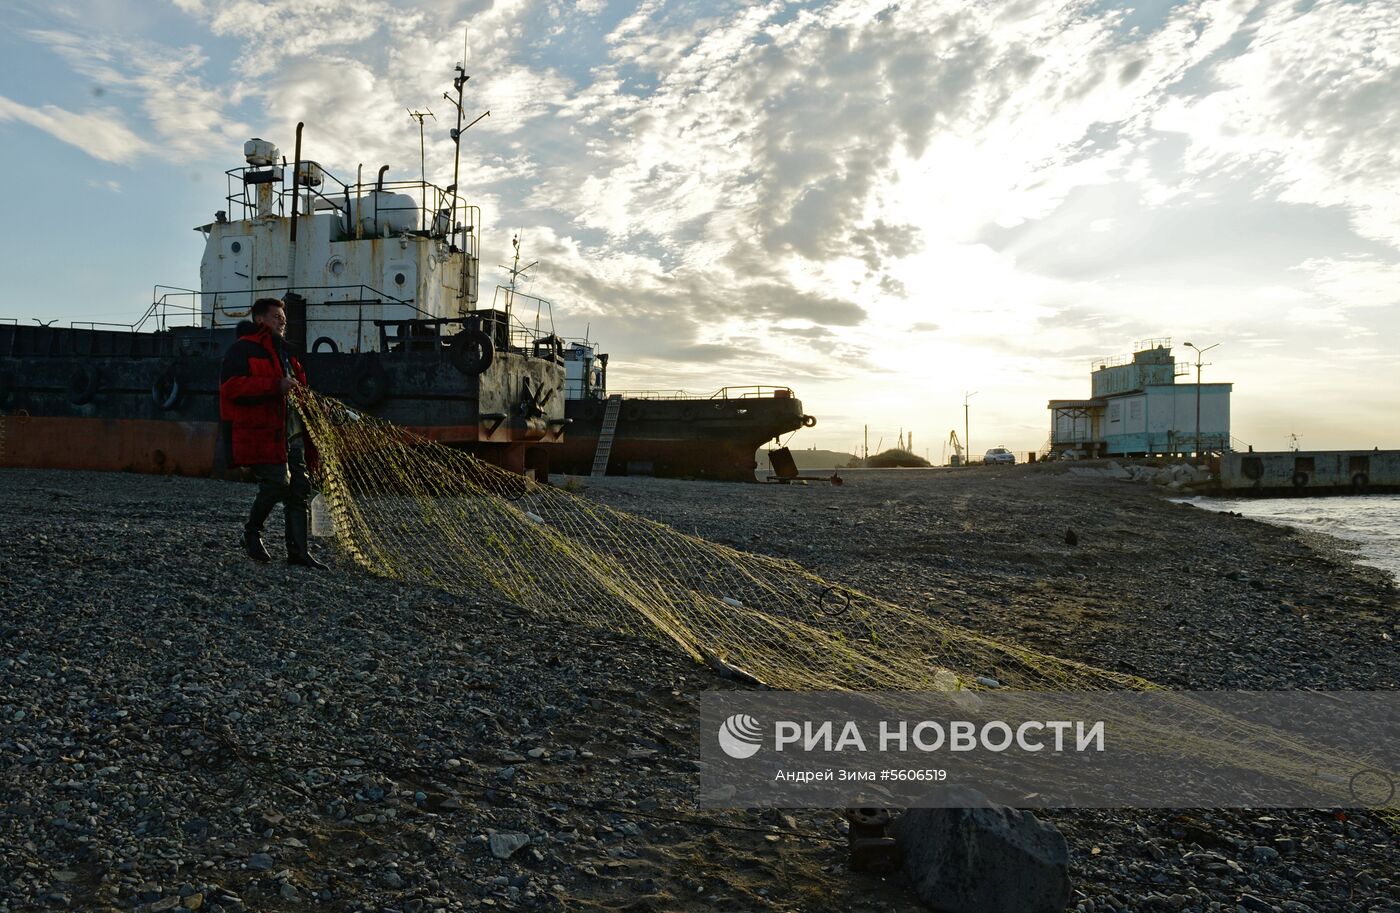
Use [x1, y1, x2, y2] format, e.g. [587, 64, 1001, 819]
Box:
[442, 42, 489, 309]
[501, 235, 538, 327]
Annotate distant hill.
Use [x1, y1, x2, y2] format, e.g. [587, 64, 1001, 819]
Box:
[864, 448, 931, 468]
[756, 447, 860, 470]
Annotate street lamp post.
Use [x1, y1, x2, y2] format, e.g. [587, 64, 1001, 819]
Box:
[1182, 341, 1219, 462]
[964, 391, 977, 464]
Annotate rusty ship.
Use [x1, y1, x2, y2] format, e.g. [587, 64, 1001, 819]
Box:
[0, 67, 566, 480]
[551, 340, 813, 481]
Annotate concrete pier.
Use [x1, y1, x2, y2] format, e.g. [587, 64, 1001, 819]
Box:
[1218, 449, 1400, 495]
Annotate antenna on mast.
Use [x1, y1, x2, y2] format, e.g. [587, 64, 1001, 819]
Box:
[499, 234, 538, 324]
[443, 38, 489, 252]
[407, 108, 435, 231]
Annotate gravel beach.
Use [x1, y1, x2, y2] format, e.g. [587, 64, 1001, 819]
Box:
[2, 464, 1397, 913]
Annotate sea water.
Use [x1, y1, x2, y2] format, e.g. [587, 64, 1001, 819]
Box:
[1184, 493, 1400, 582]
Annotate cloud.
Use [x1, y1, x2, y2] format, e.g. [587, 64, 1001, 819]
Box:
[1154, 0, 1400, 247]
[25, 28, 248, 160]
[0, 95, 150, 163]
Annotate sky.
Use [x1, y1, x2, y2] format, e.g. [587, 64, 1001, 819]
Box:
[1, 0, 1397, 459]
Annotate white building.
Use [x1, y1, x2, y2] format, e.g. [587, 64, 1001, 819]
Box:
[1048, 339, 1231, 458]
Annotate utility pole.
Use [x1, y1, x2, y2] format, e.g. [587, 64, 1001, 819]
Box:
[1182, 342, 1219, 462]
[964, 391, 977, 464]
[407, 109, 435, 231]
[863, 425, 868, 462]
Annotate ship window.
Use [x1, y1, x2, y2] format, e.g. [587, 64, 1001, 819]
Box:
[328, 257, 345, 276]
[230, 241, 242, 253]
[394, 272, 406, 285]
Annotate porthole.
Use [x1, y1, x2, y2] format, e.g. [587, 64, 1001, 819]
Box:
[230, 241, 242, 253]
[394, 272, 406, 286]
[328, 257, 345, 277]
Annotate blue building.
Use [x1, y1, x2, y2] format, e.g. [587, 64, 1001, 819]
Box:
[1048, 338, 1232, 458]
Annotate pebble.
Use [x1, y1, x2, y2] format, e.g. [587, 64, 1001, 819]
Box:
[489, 833, 531, 859]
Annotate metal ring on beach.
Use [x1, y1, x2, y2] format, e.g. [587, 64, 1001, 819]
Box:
[819, 586, 852, 617]
[1348, 768, 1395, 808]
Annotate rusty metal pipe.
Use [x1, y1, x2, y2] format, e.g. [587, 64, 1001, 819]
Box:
[375, 165, 389, 236]
[288, 122, 304, 297]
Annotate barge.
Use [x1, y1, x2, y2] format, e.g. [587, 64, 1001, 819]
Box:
[552, 341, 812, 481]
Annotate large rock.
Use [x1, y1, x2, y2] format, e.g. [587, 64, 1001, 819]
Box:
[892, 786, 1070, 913]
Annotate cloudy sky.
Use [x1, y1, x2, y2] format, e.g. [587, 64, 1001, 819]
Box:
[2, 0, 1397, 457]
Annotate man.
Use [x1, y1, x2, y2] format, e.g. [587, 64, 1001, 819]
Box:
[219, 297, 326, 568]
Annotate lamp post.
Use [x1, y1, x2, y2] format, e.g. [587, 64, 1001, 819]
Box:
[1182, 341, 1219, 461]
[964, 391, 977, 464]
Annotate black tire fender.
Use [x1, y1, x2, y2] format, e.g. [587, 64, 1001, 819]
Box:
[801, 414, 817, 428]
[1352, 472, 1369, 492]
[352, 357, 388, 406]
[151, 368, 183, 411]
[311, 336, 339, 354]
[1291, 471, 1309, 489]
[68, 365, 99, 406]
[449, 329, 494, 376]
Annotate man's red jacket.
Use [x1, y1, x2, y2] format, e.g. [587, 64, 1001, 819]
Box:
[219, 320, 309, 466]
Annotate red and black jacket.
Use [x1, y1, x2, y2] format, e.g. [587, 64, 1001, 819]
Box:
[219, 320, 309, 466]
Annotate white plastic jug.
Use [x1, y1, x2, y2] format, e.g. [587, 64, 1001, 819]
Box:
[310, 493, 334, 537]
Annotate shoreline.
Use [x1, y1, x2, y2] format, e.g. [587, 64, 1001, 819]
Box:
[2, 466, 1397, 912]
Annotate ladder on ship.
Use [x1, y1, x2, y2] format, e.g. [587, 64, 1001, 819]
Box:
[590, 394, 624, 477]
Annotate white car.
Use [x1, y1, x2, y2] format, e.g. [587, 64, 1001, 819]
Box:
[983, 446, 1015, 465]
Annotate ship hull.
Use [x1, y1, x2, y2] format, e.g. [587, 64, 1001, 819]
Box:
[554, 394, 806, 481]
[0, 322, 564, 479]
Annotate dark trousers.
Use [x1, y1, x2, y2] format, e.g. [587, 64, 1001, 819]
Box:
[246, 439, 312, 555]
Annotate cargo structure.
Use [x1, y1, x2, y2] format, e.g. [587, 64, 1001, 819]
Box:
[1047, 338, 1231, 459]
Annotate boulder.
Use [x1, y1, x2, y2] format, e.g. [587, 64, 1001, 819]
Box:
[892, 786, 1070, 913]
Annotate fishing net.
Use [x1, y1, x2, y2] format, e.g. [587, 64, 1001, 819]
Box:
[295, 390, 1397, 813]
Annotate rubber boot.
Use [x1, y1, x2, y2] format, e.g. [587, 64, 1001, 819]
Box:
[244, 494, 275, 562]
[243, 525, 271, 562]
[285, 503, 326, 569]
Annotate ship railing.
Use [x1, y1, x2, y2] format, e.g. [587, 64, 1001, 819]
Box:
[71, 284, 437, 336]
[373, 308, 565, 362]
[609, 389, 695, 400]
[220, 163, 482, 305]
[489, 286, 558, 347]
[609, 386, 797, 401]
[225, 164, 463, 237]
[68, 286, 204, 333]
[709, 385, 795, 400]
